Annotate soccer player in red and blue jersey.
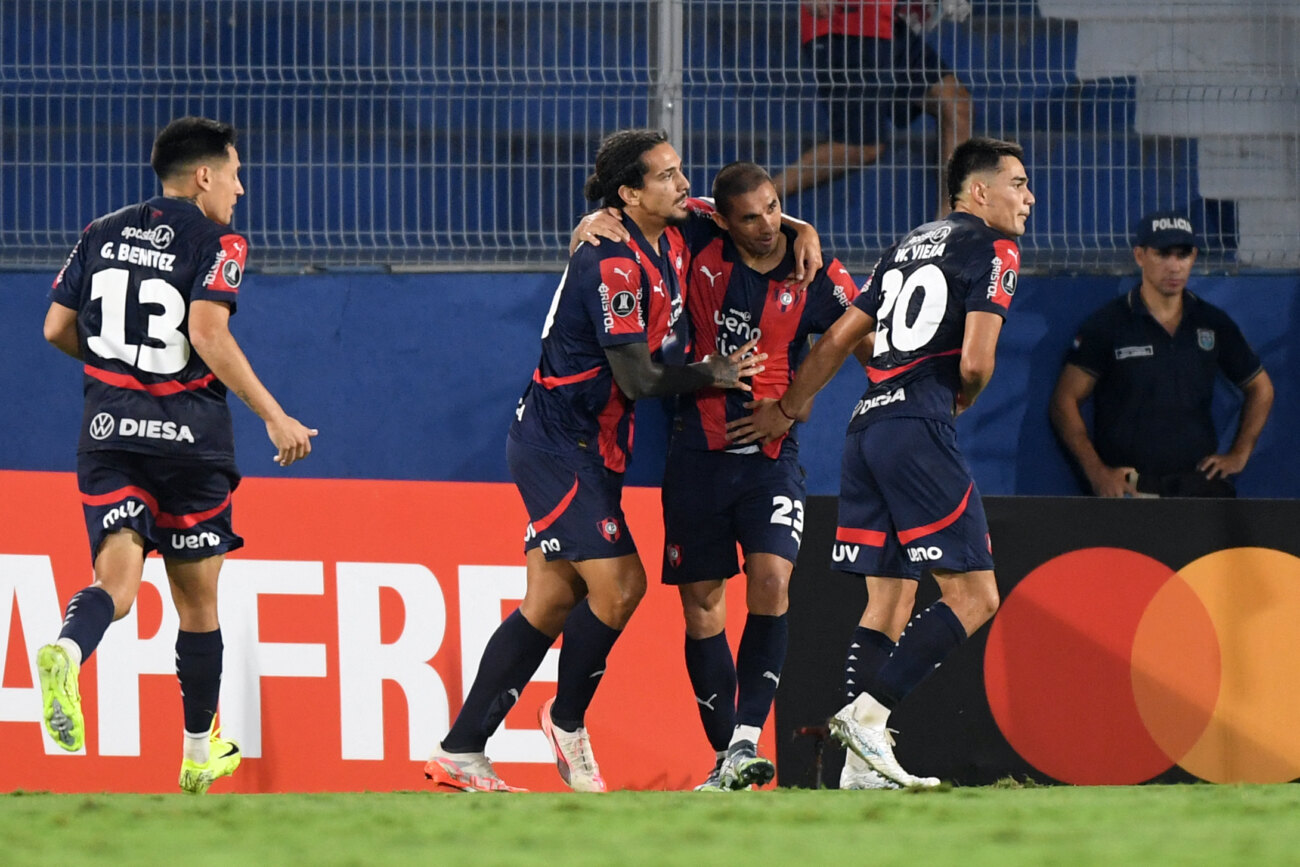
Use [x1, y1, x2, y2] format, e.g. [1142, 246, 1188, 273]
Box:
[37, 117, 317, 793]
[730, 137, 1033, 789]
[426, 129, 764, 793]
[661, 162, 866, 791]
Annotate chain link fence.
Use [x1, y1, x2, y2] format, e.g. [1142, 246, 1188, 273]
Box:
[2, 1, 1296, 272]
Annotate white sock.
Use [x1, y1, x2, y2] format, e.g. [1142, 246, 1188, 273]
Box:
[849, 692, 890, 728]
[183, 730, 211, 764]
[55, 637, 82, 667]
[730, 724, 763, 747]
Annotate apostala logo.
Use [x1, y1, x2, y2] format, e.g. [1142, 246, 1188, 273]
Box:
[121, 224, 174, 250]
[88, 412, 115, 440]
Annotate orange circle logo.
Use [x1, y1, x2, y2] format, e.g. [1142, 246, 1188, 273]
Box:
[984, 547, 1300, 784]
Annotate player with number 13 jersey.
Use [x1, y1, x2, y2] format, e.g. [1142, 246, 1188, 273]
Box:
[38, 118, 315, 795]
[53, 195, 247, 460]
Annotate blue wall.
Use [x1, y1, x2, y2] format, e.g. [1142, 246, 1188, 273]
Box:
[3, 271, 1296, 497]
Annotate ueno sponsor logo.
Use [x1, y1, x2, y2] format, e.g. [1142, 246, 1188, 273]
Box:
[907, 545, 944, 562]
[172, 531, 221, 550]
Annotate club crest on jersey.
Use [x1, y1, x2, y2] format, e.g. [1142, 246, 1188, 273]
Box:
[1197, 328, 1215, 351]
[775, 281, 803, 311]
[666, 543, 683, 568]
[597, 517, 622, 543]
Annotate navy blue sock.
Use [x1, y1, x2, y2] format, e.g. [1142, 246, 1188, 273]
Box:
[443, 609, 554, 753]
[867, 602, 967, 708]
[57, 586, 116, 662]
[735, 613, 788, 730]
[551, 600, 621, 731]
[845, 626, 895, 703]
[684, 631, 736, 751]
[176, 629, 223, 734]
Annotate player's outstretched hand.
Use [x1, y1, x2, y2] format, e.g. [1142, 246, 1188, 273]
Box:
[267, 414, 318, 467]
[570, 207, 629, 253]
[702, 337, 766, 391]
[725, 398, 794, 445]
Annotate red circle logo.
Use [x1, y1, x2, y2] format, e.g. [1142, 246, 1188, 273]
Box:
[985, 546, 1300, 784]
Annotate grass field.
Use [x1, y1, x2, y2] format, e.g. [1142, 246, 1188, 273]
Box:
[5, 783, 1299, 866]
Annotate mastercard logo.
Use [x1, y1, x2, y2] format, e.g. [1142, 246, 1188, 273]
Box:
[984, 546, 1300, 784]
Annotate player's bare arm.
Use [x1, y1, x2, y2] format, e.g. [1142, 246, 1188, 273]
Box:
[1199, 369, 1274, 480]
[955, 310, 1003, 413]
[727, 305, 875, 444]
[43, 301, 81, 360]
[188, 299, 317, 467]
[850, 331, 876, 371]
[605, 338, 765, 400]
[1049, 363, 1136, 497]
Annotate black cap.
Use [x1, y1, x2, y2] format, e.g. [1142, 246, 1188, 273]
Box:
[1134, 210, 1197, 249]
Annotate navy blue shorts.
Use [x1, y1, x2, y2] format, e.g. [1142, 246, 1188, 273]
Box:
[806, 27, 950, 146]
[77, 450, 243, 564]
[834, 417, 993, 579]
[661, 445, 806, 585]
[507, 435, 637, 562]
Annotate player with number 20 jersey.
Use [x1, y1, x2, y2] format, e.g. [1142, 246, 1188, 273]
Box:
[728, 138, 1033, 789]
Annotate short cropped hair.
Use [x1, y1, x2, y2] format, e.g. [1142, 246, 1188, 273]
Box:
[946, 137, 1024, 209]
[712, 162, 773, 217]
[583, 128, 670, 210]
[150, 117, 237, 182]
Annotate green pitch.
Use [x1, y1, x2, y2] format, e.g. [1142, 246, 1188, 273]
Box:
[5, 783, 1298, 865]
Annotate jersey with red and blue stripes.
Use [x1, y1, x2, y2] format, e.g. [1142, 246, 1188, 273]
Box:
[51, 196, 247, 459]
[510, 201, 720, 473]
[675, 226, 859, 459]
[848, 211, 1020, 431]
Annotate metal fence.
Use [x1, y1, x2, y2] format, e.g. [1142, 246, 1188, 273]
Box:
[2, 1, 1296, 272]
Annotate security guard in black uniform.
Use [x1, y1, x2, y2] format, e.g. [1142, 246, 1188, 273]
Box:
[1050, 210, 1274, 497]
